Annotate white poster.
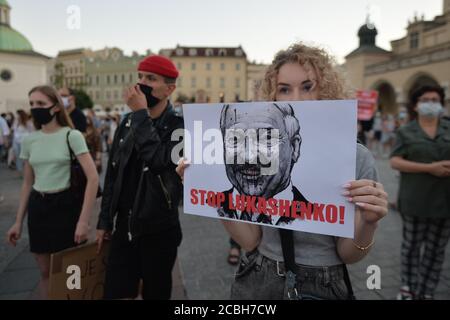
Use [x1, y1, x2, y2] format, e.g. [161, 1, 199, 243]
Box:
[182, 100, 357, 238]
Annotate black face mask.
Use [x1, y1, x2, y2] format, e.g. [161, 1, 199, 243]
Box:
[31, 105, 57, 126]
[138, 83, 161, 109]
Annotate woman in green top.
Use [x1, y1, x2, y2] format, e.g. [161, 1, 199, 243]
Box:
[391, 85, 450, 300]
[6, 86, 99, 299]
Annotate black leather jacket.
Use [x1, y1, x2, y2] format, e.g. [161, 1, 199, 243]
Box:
[97, 104, 184, 240]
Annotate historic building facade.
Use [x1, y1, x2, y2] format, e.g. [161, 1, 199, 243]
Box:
[161, 45, 248, 103]
[0, 0, 49, 113]
[345, 0, 450, 114]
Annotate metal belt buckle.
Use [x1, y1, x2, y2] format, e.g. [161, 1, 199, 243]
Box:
[288, 288, 299, 300]
[286, 270, 299, 300]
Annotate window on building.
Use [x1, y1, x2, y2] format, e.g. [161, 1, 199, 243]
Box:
[114, 74, 118, 84]
[176, 48, 184, 56]
[236, 78, 240, 88]
[0, 69, 12, 82]
[236, 63, 241, 71]
[122, 74, 125, 84]
[177, 62, 182, 70]
[410, 32, 419, 49]
[220, 78, 225, 89]
[129, 74, 133, 83]
[95, 91, 100, 100]
[106, 91, 111, 100]
[192, 63, 196, 71]
[114, 90, 119, 100]
[206, 63, 211, 71]
[96, 76, 99, 85]
[178, 77, 183, 88]
[107, 75, 111, 85]
[220, 63, 225, 71]
[206, 77, 211, 88]
[191, 77, 197, 88]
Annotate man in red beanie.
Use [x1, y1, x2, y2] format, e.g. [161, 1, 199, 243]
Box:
[96, 55, 184, 300]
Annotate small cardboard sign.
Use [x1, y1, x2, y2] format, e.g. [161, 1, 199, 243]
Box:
[48, 242, 110, 300]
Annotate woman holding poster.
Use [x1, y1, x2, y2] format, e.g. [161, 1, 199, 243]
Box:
[178, 42, 389, 300]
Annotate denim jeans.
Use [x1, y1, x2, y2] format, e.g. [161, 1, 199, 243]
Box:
[13, 141, 23, 172]
[231, 250, 352, 300]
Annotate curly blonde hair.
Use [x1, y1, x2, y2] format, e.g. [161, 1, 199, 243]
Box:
[262, 42, 350, 101]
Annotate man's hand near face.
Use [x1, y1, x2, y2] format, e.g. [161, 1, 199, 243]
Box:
[126, 85, 147, 112]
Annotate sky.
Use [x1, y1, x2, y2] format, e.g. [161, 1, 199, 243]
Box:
[7, 0, 445, 63]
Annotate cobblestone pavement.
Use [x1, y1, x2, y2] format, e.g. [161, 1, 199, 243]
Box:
[1, 156, 449, 300]
[177, 156, 450, 300]
[0, 160, 186, 300]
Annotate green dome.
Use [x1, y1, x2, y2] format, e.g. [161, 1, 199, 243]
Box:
[0, 25, 33, 51]
[0, 0, 10, 8]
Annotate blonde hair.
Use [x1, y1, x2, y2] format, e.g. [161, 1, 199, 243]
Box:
[29, 85, 74, 130]
[262, 42, 350, 101]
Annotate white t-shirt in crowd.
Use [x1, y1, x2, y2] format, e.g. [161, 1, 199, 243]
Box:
[13, 120, 35, 145]
[0, 117, 11, 145]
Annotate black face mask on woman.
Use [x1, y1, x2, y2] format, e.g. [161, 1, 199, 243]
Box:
[31, 105, 57, 126]
[138, 84, 161, 109]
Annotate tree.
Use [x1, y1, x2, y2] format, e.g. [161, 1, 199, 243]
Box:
[53, 62, 65, 89]
[72, 89, 94, 110]
[175, 93, 190, 104]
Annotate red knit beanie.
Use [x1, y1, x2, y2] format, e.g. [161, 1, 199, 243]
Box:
[138, 55, 179, 79]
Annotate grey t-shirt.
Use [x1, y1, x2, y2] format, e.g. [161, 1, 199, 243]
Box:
[258, 143, 379, 267]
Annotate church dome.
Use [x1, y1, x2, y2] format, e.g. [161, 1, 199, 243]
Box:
[0, 25, 33, 51]
[358, 24, 378, 38]
[0, 0, 34, 52]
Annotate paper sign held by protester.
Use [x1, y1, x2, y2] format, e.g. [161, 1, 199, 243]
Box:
[48, 242, 110, 300]
[182, 100, 357, 238]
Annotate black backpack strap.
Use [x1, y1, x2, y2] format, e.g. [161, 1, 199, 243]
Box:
[279, 229, 297, 273]
[280, 229, 356, 300]
[279, 229, 299, 299]
[66, 130, 76, 161]
[343, 264, 356, 300]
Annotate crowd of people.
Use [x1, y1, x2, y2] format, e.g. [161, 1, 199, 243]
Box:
[357, 109, 407, 158]
[2, 42, 449, 301]
[0, 104, 123, 177]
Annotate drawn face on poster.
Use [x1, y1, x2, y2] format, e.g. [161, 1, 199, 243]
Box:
[220, 103, 301, 199]
[183, 100, 357, 238]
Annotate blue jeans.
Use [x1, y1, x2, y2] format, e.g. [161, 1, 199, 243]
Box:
[231, 250, 352, 300]
[13, 141, 23, 172]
